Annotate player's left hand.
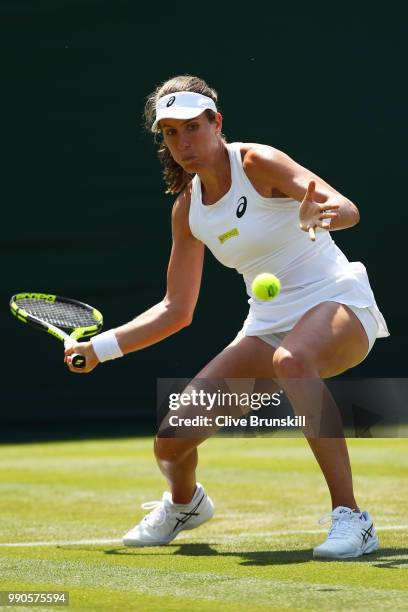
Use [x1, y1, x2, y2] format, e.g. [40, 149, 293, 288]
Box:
[299, 180, 339, 241]
[64, 340, 99, 373]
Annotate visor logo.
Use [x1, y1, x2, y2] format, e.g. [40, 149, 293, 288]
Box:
[166, 96, 176, 107]
[236, 196, 247, 218]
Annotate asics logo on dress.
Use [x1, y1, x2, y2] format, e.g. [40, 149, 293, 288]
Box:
[361, 523, 374, 543]
[236, 196, 247, 218]
[172, 494, 204, 533]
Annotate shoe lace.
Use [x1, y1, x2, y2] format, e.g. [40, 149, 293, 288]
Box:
[318, 511, 359, 539]
[140, 500, 169, 527]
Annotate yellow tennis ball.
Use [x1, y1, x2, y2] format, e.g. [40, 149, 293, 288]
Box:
[251, 273, 281, 301]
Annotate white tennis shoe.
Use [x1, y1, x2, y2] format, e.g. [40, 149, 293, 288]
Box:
[313, 506, 379, 559]
[123, 482, 214, 547]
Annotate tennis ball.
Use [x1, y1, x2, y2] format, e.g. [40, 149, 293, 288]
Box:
[251, 273, 281, 301]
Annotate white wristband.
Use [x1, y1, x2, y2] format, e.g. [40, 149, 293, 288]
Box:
[91, 330, 124, 362]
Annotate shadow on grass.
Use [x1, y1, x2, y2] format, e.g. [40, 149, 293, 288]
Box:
[103, 543, 313, 565]
[100, 544, 408, 567]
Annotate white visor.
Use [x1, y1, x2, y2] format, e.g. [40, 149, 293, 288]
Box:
[151, 91, 217, 132]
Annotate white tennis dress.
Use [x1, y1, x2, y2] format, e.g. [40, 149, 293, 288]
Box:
[188, 142, 389, 339]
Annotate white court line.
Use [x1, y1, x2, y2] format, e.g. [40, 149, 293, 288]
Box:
[0, 538, 122, 548]
[0, 525, 407, 548]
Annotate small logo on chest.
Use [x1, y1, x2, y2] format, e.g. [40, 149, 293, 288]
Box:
[218, 228, 239, 244]
[236, 196, 247, 218]
[217, 196, 247, 244]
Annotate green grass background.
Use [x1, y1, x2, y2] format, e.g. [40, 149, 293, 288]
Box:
[0, 437, 407, 611]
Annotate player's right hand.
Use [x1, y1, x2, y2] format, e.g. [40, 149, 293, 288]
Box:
[64, 340, 99, 374]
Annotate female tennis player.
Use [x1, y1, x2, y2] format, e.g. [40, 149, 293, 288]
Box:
[65, 75, 389, 559]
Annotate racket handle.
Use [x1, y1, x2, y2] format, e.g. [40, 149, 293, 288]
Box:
[72, 353, 86, 368]
[64, 339, 86, 369]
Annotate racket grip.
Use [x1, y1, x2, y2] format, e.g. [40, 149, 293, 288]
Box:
[64, 339, 86, 369]
[72, 353, 86, 368]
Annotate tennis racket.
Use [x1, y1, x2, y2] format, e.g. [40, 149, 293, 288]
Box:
[10, 292, 103, 369]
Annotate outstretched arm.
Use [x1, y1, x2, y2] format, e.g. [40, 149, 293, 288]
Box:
[65, 188, 204, 372]
[243, 145, 360, 241]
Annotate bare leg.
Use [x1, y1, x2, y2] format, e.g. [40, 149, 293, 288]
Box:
[156, 303, 369, 509]
[154, 334, 280, 503]
[271, 364, 359, 510]
[273, 302, 369, 510]
[307, 438, 358, 510]
[154, 439, 198, 504]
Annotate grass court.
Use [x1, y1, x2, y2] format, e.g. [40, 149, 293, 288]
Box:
[1, 436, 407, 610]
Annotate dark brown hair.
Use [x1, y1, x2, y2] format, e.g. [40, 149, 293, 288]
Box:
[144, 75, 221, 194]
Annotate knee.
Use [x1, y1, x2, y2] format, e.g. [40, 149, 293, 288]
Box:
[273, 346, 317, 378]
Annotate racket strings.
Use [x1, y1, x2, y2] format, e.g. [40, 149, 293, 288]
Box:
[16, 298, 97, 329]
